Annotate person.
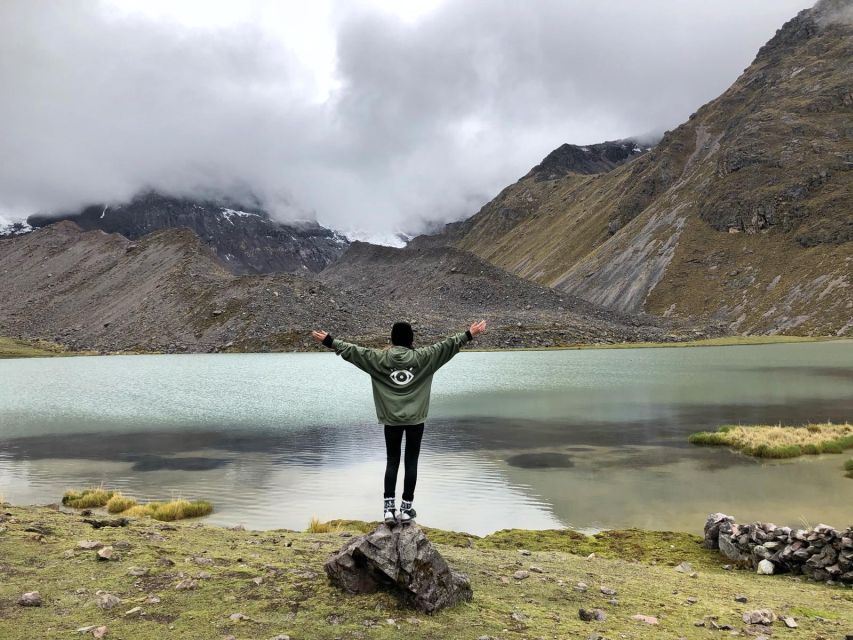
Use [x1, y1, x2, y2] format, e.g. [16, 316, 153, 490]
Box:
[311, 320, 487, 525]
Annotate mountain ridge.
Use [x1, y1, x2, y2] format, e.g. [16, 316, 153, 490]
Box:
[15, 192, 350, 275]
[0, 222, 696, 353]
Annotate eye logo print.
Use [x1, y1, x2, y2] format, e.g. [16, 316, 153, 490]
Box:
[390, 368, 415, 386]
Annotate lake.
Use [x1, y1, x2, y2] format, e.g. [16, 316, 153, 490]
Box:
[1, 341, 851, 536]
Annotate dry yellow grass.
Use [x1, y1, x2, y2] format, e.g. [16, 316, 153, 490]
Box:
[306, 516, 341, 533]
[106, 492, 138, 513]
[61, 489, 212, 521]
[690, 422, 853, 459]
[61, 487, 115, 508]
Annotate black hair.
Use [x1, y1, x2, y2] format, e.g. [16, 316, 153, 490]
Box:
[391, 321, 414, 348]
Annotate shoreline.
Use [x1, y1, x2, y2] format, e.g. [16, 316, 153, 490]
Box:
[2, 333, 848, 359]
[1, 503, 850, 639]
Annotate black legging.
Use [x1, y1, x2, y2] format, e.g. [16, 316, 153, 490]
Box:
[383, 423, 424, 501]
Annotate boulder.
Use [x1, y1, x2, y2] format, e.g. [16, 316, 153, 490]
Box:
[324, 523, 472, 613]
[703, 513, 735, 549]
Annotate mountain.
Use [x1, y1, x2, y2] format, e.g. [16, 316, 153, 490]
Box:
[21, 192, 349, 275]
[525, 138, 653, 181]
[415, 0, 852, 336]
[0, 223, 699, 353]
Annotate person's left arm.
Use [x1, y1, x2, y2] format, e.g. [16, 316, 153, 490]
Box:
[414, 320, 487, 374]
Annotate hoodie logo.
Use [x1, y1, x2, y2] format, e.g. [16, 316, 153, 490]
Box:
[389, 368, 415, 386]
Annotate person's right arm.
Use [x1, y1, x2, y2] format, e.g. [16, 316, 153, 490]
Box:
[312, 329, 383, 376]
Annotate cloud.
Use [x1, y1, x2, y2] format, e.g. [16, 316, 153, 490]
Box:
[0, 0, 813, 239]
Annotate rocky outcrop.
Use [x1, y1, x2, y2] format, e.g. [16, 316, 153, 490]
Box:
[22, 192, 349, 275]
[324, 524, 472, 613]
[704, 513, 853, 584]
[525, 138, 653, 181]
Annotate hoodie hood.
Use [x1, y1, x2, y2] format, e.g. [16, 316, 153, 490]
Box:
[388, 345, 416, 366]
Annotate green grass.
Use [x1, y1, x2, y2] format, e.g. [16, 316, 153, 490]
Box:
[0, 504, 849, 640]
[0, 336, 83, 359]
[845, 459, 853, 479]
[789, 605, 839, 620]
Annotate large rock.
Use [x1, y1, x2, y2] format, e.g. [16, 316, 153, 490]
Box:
[703, 513, 735, 549]
[324, 524, 472, 613]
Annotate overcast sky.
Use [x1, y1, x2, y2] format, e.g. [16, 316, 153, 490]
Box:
[0, 0, 813, 241]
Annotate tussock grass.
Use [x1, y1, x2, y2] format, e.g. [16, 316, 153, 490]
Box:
[148, 499, 213, 521]
[121, 505, 152, 518]
[306, 516, 342, 533]
[120, 499, 213, 521]
[844, 459, 853, 479]
[106, 493, 138, 514]
[61, 487, 115, 509]
[61, 488, 212, 521]
[688, 422, 853, 459]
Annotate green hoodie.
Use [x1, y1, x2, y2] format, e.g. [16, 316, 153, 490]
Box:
[326, 331, 472, 426]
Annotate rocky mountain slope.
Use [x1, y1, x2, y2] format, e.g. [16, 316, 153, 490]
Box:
[525, 139, 653, 181]
[416, 0, 852, 336]
[19, 192, 349, 275]
[0, 223, 693, 353]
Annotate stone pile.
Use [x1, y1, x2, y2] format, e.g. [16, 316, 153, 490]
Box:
[704, 513, 853, 584]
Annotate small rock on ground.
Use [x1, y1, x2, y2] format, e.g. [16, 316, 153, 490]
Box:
[94, 592, 121, 610]
[513, 570, 529, 580]
[578, 608, 606, 622]
[743, 609, 776, 625]
[175, 578, 197, 590]
[756, 559, 775, 575]
[17, 591, 42, 606]
[631, 614, 659, 625]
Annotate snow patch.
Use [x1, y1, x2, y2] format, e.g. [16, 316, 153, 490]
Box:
[0, 221, 33, 237]
[100, 205, 108, 219]
[220, 208, 260, 224]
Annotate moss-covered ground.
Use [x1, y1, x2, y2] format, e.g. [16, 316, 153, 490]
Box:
[0, 337, 90, 359]
[1, 505, 850, 639]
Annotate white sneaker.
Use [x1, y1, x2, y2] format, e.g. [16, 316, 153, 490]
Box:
[384, 509, 398, 525]
[399, 507, 416, 524]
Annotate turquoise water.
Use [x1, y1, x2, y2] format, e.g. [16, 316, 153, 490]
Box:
[1, 341, 851, 535]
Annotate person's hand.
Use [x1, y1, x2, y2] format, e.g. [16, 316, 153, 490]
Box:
[469, 319, 487, 337]
[311, 330, 329, 343]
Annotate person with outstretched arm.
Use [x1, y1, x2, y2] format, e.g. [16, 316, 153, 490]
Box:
[311, 320, 487, 525]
